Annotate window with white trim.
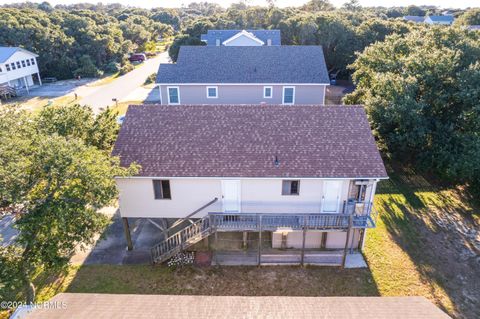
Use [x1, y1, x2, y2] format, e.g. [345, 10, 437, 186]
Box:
[206, 86, 218, 98]
[31, 58, 35, 65]
[283, 87, 295, 104]
[26, 59, 31, 66]
[153, 180, 171, 199]
[16, 61, 21, 68]
[263, 86, 272, 98]
[282, 180, 300, 195]
[21, 60, 26, 67]
[5, 64, 10, 71]
[167, 87, 180, 104]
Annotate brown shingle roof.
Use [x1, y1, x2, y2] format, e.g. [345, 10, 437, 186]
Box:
[112, 104, 388, 178]
[29, 294, 450, 319]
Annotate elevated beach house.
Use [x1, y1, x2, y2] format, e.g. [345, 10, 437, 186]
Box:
[156, 46, 330, 105]
[113, 104, 388, 266]
[0, 47, 42, 94]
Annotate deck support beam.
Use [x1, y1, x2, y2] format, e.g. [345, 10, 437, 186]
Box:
[122, 217, 133, 251]
[258, 215, 262, 266]
[301, 216, 307, 266]
[214, 226, 218, 265]
[243, 232, 248, 249]
[342, 215, 353, 268]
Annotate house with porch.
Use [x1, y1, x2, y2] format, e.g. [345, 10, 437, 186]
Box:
[201, 29, 281, 46]
[112, 104, 388, 266]
[156, 46, 330, 105]
[0, 47, 42, 93]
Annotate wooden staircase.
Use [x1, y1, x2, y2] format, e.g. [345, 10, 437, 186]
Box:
[151, 216, 212, 264]
[0, 85, 17, 99]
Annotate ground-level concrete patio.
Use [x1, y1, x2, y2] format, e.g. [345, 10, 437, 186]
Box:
[70, 209, 164, 265]
[70, 212, 367, 268]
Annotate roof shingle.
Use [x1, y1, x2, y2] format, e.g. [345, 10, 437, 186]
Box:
[156, 46, 330, 84]
[112, 104, 388, 179]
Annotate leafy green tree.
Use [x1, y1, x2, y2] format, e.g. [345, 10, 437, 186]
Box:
[302, 0, 335, 12]
[406, 5, 425, 16]
[345, 28, 480, 187]
[0, 105, 138, 303]
[168, 34, 205, 62]
[342, 0, 361, 12]
[455, 9, 480, 26]
[36, 104, 120, 151]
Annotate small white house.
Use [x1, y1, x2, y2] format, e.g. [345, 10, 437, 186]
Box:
[0, 47, 42, 91]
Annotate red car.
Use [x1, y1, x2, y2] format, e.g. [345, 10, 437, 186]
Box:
[129, 53, 146, 63]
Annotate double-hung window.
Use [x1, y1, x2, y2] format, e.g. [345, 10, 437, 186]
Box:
[21, 60, 26, 67]
[263, 86, 272, 98]
[5, 64, 10, 71]
[31, 58, 35, 65]
[16, 61, 21, 68]
[167, 86, 180, 104]
[282, 86, 295, 105]
[26, 59, 31, 66]
[11, 63, 16, 70]
[282, 180, 300, 195]
[206, 86, 218, 98]
[153, 180, 171, 199]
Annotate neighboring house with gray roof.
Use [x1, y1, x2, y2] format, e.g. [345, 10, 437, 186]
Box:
[156, 46, 330, 105]
[403, 16, 425, 23]
[112, 104, 388, 266]
[201, 29, 281, 46]
[0, 47, 42, 91]
[466, 25, 480, 31]
[425, 15, 454, 25]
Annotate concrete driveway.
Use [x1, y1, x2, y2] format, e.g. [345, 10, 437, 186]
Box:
[78, 52, 168, 112]
[70, 209, 164, 265]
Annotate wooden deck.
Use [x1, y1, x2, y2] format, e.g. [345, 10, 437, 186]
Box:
[211, 249, 343, 266]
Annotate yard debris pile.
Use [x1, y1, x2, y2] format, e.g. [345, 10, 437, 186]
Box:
[167, 252, 195, 267]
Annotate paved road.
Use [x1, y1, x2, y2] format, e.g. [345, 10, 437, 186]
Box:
[0, 215, 19, 246]
[79, 52, 168, 111]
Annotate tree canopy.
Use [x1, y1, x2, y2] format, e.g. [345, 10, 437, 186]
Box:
[345, 27, 480, 188]
[0, 105, 138, 303]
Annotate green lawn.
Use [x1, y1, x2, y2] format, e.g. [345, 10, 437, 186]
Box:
[3, 162, 478, 319]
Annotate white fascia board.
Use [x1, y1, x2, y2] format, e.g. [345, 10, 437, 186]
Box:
[115, 176, 389, 181]
[157, 83, 330, 86]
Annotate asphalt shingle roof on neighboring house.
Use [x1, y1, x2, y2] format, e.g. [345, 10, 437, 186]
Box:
[201, 29, 281, 45]
[403, 16, 425, 23]
[112, 104, 388, 179]
[426, 15, 454, 23]
[0, 47, 38, 63]
[156, 46, 330, 84]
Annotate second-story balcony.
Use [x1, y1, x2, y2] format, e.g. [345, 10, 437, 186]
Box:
[206, 200, 378, 231]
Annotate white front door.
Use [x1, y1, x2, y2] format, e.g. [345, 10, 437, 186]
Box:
[322, 180, 342, 213]
[222, 180, 241, 212]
